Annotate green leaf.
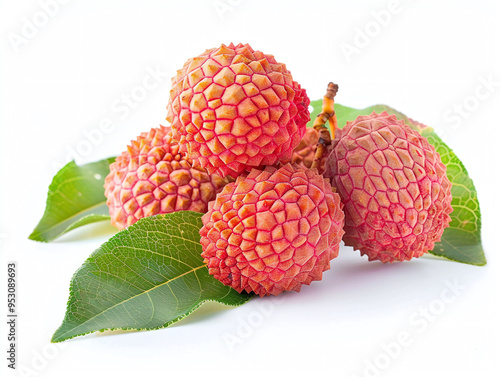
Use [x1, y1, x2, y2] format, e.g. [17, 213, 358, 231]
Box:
[51, 211, 252, 343]
[309, 100, 485, 265]
[419, 128, 485, 265]
[29, 158, 115, 242]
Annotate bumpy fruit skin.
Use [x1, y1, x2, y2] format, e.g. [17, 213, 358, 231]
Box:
[166, 43, 310, 178]
[104, 125, 228, 230]
[200, 164, 345, 297]
[291, 127, 330, 174]
[291, 127, 318, 169]
[324, 112, 453, 263]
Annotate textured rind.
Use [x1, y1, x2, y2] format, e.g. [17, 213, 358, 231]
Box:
[166, 43, 310, 178]
[324, 112, 453, 263]
[104, 125, 228, 230]
[199, 164, 345, 297]
[291, 127, 330, 174]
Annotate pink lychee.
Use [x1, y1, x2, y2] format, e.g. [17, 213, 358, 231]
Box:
[200, 164, 345, 296]
[324, 112, 453, 263]
[104, 125, 228, 230]
[166, 43, 310, 178]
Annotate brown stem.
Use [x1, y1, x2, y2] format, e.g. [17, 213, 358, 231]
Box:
[311, 82, 338, 171]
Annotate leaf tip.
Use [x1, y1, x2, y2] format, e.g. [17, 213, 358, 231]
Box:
[28, 230, 46, 243]
[50, 330, 65, 343]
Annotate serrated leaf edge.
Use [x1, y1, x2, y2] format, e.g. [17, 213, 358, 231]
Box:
[51, 213, 253, 342]
[52, 296, 250, 343]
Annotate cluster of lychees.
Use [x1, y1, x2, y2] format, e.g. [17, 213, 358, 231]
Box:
[104, 43, 453, 297]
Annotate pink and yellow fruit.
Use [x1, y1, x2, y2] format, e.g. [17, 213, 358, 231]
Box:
[166, 43, 310, 178]
[104, 125, 228, 230]
[200, 164, 345, 296]
[324, 112, 453, 263]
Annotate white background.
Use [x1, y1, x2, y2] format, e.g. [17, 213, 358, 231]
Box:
[1, 0, 499, 376]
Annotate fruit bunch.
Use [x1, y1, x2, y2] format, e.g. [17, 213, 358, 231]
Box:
[104, 43, 453, 296]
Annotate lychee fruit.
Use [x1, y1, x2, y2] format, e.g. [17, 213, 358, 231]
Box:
[104, 125, 228, 230]
[166, 43, 310, 178]
[324, 112, 453, 263]
[199, 164, 345, 297]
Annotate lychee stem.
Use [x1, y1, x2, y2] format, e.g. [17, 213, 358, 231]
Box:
[311, 82, 338, 170]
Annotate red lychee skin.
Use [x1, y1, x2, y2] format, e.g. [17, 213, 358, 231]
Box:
[104, 125, 228, 230]
[166, 43, 310, 179]
[200, 164, 345, 297]
[324, 112, 453, 263]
